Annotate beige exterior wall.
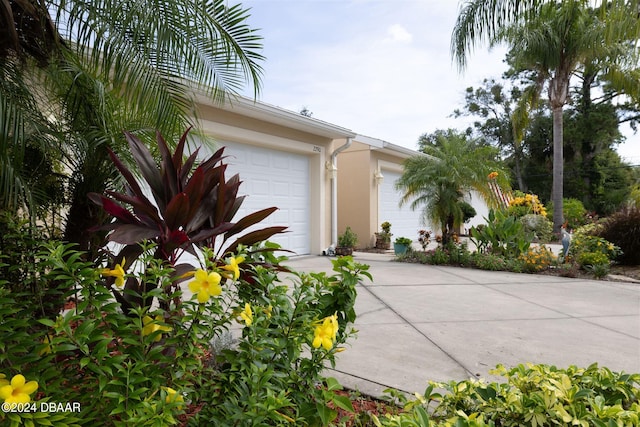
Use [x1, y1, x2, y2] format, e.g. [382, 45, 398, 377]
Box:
[336, 141, 374, 248]
[336, 137, 417, 249]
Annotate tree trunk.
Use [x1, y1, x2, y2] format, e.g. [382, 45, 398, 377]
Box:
[552, 105, 564, 235]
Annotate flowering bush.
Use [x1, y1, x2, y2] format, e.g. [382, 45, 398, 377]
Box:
[569, 234, 622, 264]
[507, 191, 547, 218]
[0, 242, 370, 426]
[519, 245, 557, 273]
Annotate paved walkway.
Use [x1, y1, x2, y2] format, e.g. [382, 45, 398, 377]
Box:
[284, 252, 640, 398]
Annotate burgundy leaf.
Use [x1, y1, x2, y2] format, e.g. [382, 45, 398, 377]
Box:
[189, 222, 235, 243]
[225, 226, 288, 254]
[89, 193, 139, 224]
[124, 131, 165, 209]
[164, 193, 191, 230]
[225, 207, 278, 239]
[108, 224, 160, 244]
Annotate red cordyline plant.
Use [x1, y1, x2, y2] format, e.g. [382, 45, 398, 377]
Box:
[89, 128, 286, 311]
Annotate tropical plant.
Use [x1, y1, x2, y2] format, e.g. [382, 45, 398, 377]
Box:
[452, 0, 640, 235]
[469, 209, 534, 259]
[0, 0, 264, 254]
[397, 129, 509, 245]
[89, 128, 286, 312]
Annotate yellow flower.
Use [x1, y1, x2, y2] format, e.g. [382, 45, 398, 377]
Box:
[0, 374, 8, 387]
[312, 314, 339, 351]
[488, 171, 499, 180]
[264, 305, 273, 319]
[142, 315, 172, 342]
[39, 334, 55, 355]
[162, 386, 184, 409]
[101, 258, 126, 287]
[188, 269, 222, 303]
[0, 374, 38, 404]
[221, 256, 245, 280]
[239, 303, 253, 326]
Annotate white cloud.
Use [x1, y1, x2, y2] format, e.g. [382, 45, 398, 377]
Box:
[386, 24, 413, 43]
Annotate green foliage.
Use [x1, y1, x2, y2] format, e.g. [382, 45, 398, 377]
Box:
[394, 237, 412, 246]
[470, 252, 507, 271]
[0, 241, 371, 426]
[338, 226, 358, 248]
[520, 213, 554, 243]
[375, 363, 640, 427]
[469, 209, 533, 259]
[460, 201, 477, 223]
[569, 233, 622, 267]
[546, 198, 587, 229]
[598, 207, 640, 266]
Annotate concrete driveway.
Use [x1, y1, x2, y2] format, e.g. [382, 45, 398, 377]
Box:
[284, 252, 640, 397]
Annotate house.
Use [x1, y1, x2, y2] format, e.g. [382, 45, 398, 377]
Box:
[193, 94, 488, 255]
[193, 94, 354, 255]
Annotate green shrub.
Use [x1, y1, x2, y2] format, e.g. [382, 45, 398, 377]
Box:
[445, 241, 472, 266]
[598, 207, 640, 266]
[520, 213, 554, 243]
[569, 234, 622, 265]
[0, 243, 370, 426]
[577, 251, 610, 268]
[376, 363, 640, 427]
[429, 248, 450, 265]
[546, 198, 588, 229]
[471, 252, 507, 271]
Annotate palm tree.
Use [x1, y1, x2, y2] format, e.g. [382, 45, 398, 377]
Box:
[396, 130, 509, 245]
[452, 0, 640, 235]
[0, 0, 264, 252]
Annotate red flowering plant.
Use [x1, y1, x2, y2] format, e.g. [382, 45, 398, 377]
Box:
[88, 128, 287, 311]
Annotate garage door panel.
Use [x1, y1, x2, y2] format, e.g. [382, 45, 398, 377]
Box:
[216, 141, 311, 255]
[379, 171, 425, 242]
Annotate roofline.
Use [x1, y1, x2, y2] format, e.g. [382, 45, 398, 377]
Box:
[194, 92, 356, 140]
[355, 134, 422, 159]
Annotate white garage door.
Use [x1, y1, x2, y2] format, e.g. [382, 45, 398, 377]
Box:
[221, 141, 311, 255]
[378, 170, 425, 242]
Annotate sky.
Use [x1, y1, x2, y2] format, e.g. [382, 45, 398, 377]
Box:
[239, 0, 640, 165]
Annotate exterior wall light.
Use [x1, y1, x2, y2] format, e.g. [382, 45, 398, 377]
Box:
[326, 161, 337, 180]
[374, 169, 384, 185]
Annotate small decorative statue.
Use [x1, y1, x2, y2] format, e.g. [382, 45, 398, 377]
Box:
[561, 222, 572, 258]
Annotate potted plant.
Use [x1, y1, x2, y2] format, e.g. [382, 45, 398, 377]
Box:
[336, 226, 358, 256]
[394, 236, 412, 256]
[375, 221, 392, 249]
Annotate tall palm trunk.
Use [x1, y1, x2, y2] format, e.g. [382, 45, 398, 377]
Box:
[551, 105, 564, 235]
[549, 72, 569, 236]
